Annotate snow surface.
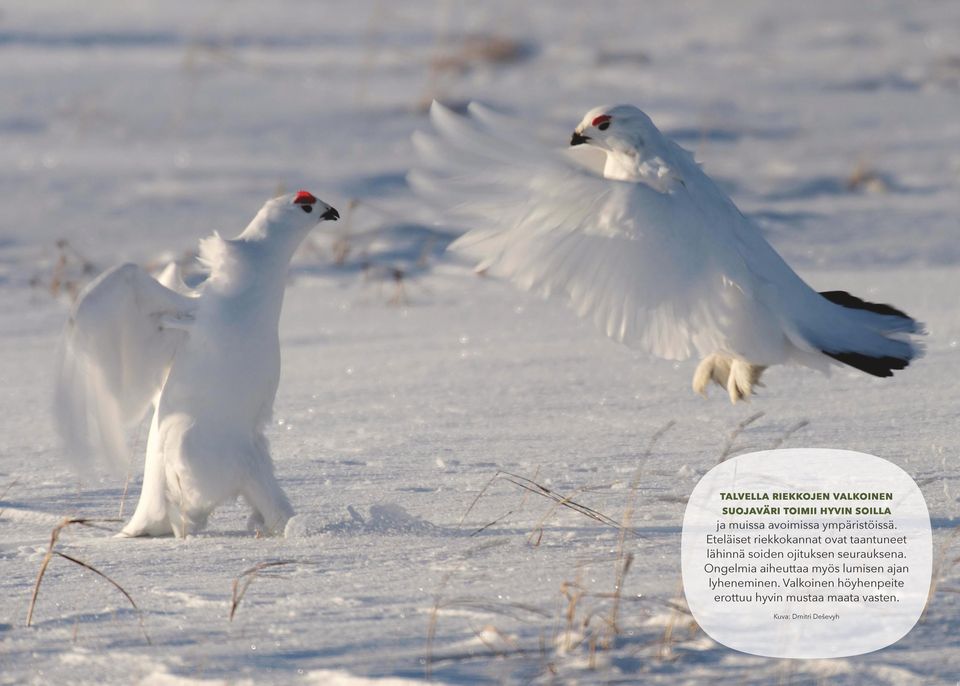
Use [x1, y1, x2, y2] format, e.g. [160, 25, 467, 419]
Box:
[1, 1, 959, 684]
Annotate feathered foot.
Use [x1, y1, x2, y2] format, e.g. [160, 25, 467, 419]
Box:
[693, 354, 766, 403]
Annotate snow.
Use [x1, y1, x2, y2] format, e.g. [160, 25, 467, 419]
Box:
[1, 1, 959, 684]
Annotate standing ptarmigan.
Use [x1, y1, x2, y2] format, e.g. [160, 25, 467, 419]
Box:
[55, 191, 339, 537]
[410, 102, 924, 402]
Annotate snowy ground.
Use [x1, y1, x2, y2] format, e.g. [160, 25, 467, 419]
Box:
[1, 1, 959, 684]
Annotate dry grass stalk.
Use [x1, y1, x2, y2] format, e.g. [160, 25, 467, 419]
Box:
[525, 483, 593, 546]
[921, 526, 960, 622]
[768, 419, 810, 450]
[603, 421, 676, 650]
[425, 538, 512, 678]
[558, 578, 585, 654]
[718, 411, 765, 462]
[471, 623, 522, 659]
[846, 160, 889, 193]
[229, 559, 305, 621]
[44, 240, 97, 301]
[352, 0, 389, 106]
[498, 471, 626, 533]
[463, 466, 540, 537]
[426, 468, 552, 676]
[458, 471, 501, 529]
[117, 421, 146, 519]
[429, 34, 530, 73]
[26, 517, 149, 644]
[659, 415, 810, 660]
[118, 472, 132, 519]
[387, 268, 408, 306]
[0, 478, 18, 518]
[657, 578, 692, 661]
[548, 572, 627, 671]
[469, 509, 514, 537]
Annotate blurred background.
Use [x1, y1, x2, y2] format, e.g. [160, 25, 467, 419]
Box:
[3, 0, 959, 295]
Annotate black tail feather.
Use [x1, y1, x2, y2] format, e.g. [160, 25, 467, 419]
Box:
[823, 351, 910, 378]
[819, 290, 911, 320]
[817, 291, 920, 377]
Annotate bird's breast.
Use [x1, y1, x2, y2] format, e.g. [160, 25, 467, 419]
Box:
[160, 323, 281, 427]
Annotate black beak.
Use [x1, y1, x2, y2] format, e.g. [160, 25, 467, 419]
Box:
[321, 207, 340, 221]
[570, 131, 590, 146]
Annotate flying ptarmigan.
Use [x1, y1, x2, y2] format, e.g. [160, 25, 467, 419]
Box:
[411, 102, 924, 402]
[55, 191, 339, 537]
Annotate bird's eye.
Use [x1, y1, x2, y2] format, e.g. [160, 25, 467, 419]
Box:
[301, 205, 313, 214]
[591, 114, 612, 129]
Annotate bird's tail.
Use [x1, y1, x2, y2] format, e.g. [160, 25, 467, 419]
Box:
[803, 290, 924, 377]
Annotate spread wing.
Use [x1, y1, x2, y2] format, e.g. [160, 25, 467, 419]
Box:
[55, 263, 197, 474]
[410, 102, 782, 362]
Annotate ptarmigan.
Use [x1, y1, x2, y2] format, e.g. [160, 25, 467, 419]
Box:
[55, 191, 339, 537]
[410, 102, 924, 402]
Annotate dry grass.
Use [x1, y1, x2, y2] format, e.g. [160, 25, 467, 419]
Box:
[427, 415, 813, 679]
[0, 478, 18, 519]
[460, 466, 542, 538]
[601, 420, 676, 650]
[921, 526, 960, 622]
[36, 239, 97, 301]
[417, 26, 532, 112]
[498, 471, 627, 533]
[26, 517, 150, 644]
[429, 422, 686, 678]
[429, 34, 531, 74]
[229, 559, 313, 621]
[658, 413, 810, 658]
[425, 539, 516, 678]
[846, 160, 890, 194]
[718, 411, 766, 462]
[299, 197, 437, 306]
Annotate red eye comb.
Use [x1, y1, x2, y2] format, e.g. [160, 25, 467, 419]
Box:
[294, 190, 317, 205]
[591, 115, 611, 127]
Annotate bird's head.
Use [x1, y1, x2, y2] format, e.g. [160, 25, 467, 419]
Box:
[570, 105, 660, 156]
[264, 190, 339, 228]
[238, 190, 339, 246]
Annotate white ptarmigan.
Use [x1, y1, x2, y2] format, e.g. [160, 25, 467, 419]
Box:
[55, 191, 339, 537]
[410, 102, 924, 402]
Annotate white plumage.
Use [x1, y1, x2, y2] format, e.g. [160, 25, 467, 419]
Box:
[55, 191, 339, 537]
[411, 102, 924, 402]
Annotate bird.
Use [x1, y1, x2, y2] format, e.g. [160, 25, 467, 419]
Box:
[55, 191, 339, 537]
[410, 102, 924, 402]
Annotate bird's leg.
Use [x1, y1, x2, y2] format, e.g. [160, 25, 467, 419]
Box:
[165, 494, 212, 538]
[726, 360, 767, 404]
[162, 468, 215, 538]
[692, 353, 733, 397]
[241, 443, 294, 536]
[692, 354, 765, 403]
[244, 496, 265, 533]
[389, 270, 408, 306]
[119, 412, 175, 537]
[242, 475, 294, 536]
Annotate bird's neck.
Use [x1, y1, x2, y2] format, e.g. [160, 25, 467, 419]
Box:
[603, 146, 680, 192]
[202, 225, 311, 326]
[237, 211, 313, 266]
[602, 150, 645, 182]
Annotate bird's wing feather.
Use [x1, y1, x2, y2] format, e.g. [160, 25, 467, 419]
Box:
[411, 102, 772, 361]
[156, 259, 201, 297]
[55, 263, 197, 473]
